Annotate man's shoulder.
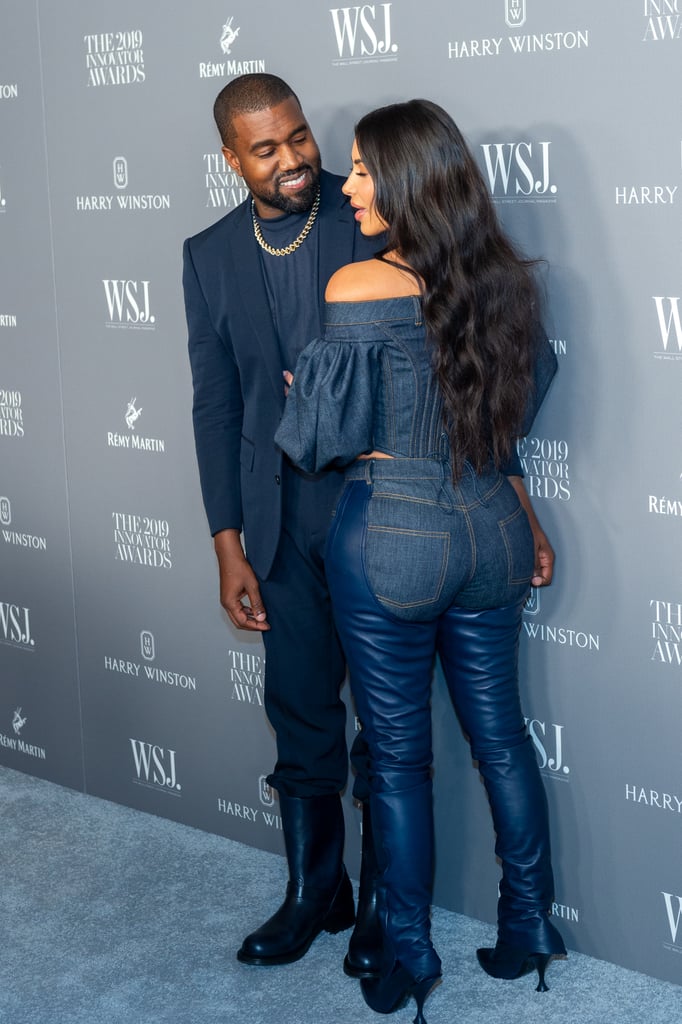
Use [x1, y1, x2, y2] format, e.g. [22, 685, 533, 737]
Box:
[320, 168, 346, 189]
[319, 168, 348, 209]
[184, 198, 250, 255]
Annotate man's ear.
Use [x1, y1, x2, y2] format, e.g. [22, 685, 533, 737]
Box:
[221, 145, 241, 176]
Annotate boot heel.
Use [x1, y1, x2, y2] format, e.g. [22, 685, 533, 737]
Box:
[530, 953, 550, 992]
[411, 975, 440, 1024]
[361, 964, 440, 1020]
[323, 903, 355, 934]
[477, 942, 560, 990]
[322, 872, 356, 934]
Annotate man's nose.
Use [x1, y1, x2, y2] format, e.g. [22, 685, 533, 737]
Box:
[278, 145, 300, 171]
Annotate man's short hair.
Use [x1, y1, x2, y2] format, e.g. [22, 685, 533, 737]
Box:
[214, 74, 300, 147]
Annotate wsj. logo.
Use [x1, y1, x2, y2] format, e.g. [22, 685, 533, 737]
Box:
[259, 775, 275, 807]
[130, 739, 181, 792]
[220, 17, 240, 54]
[662, 892, 682, 946]
[0, 602, 35, 650]
[525, 718, 569, 778]
[103, 280, 155, 328]
[480, 142, 557, 200]
[0, 496, 10, 526]
[653, 296, 682, 357]
[140, 629, 155, 661]
[330, 4, 397, 60]
[505, 0, 526, 28]
[113, 156, 128, 189]
[12, 707, 26, 736]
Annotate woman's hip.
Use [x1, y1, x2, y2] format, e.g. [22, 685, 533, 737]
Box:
[327, 461, 534, 620]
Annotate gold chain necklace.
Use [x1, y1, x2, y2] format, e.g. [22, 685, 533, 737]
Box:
[251, 189, 320, 257]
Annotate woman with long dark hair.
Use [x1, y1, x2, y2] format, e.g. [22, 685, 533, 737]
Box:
[275, 99, 566, 1022]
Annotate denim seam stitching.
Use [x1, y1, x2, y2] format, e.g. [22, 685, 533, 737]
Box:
[499, 504, 532, 586]
[358, 484, 412, 623]
[370, 492, 447, 507]
[461, 506, 477, 586]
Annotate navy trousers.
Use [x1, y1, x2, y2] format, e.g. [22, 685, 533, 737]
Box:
[258, 460, 367, 798]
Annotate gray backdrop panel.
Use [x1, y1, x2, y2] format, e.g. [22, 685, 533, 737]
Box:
[0, 0, 680, 984]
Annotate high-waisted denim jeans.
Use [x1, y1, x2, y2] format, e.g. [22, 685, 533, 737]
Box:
[333, 455, 535, 621]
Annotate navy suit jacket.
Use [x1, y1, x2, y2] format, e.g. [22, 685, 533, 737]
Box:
[183, 170, 379, 579]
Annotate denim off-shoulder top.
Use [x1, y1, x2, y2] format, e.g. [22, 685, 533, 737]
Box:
[274, 296, 557, 476]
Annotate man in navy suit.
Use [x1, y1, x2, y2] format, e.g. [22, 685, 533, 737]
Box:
[183, 74, 381, 974]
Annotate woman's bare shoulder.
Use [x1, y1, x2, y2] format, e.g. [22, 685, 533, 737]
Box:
[325, 258, 420, 302]
[325, 260, 381, 302]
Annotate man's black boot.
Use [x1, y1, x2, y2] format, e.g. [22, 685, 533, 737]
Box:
[237, 793, 355, 965]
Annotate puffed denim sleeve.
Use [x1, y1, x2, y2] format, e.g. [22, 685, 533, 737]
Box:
[522, 321, 558, 434]
[500, 322, 558, 477]
[275, 338, 381, 473]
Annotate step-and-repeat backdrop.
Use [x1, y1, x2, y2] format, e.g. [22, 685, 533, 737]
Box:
[1, 0, 680, 985]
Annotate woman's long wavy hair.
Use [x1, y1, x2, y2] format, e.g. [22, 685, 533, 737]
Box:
[355, 99, 540, 478]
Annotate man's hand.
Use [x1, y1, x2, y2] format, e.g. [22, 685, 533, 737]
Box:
[507, 476, 555, 587]
[213, 529, 270, 631]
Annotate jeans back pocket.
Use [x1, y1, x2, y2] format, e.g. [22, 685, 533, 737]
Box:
[364, 495, 451, 621]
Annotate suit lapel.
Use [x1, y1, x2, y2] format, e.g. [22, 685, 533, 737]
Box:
[229, 201, 287, 406]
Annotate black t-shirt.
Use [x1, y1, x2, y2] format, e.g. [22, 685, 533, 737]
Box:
[255, 208, 321, 375]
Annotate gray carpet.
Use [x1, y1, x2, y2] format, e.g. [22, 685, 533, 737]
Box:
[1, 765, 680, 1024]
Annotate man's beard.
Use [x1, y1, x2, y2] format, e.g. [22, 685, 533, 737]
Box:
[252, 163, 320, 215]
